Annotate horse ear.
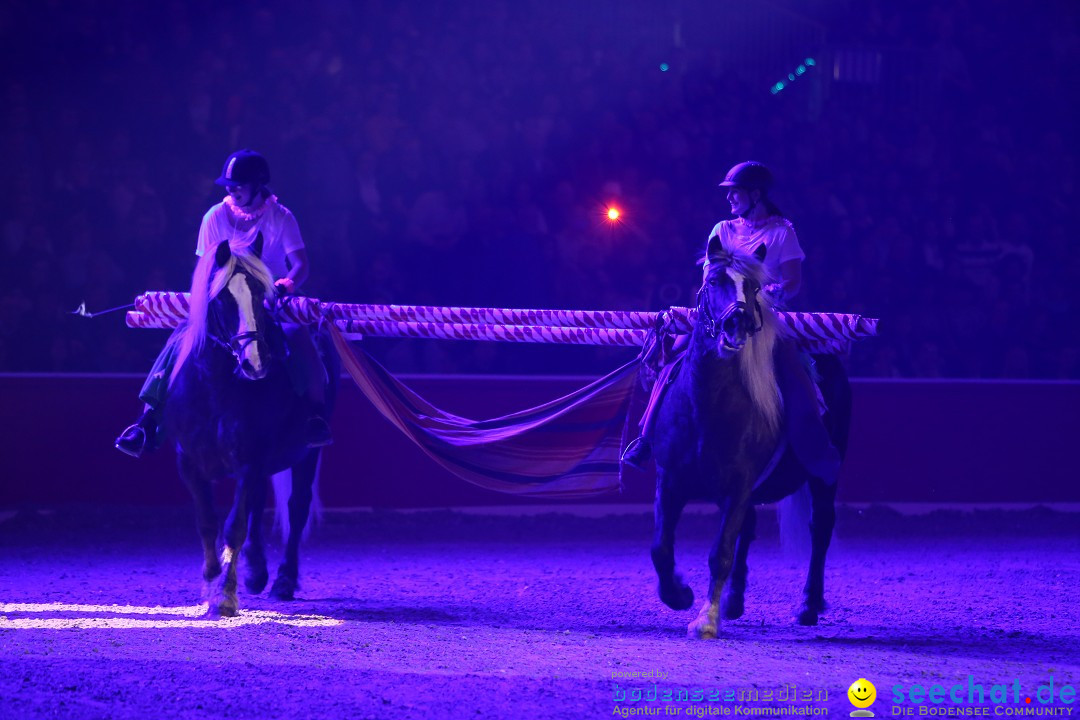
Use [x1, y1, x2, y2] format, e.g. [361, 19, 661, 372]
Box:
[753, 242, 767, 263]
[214, 240, 232, 267]
[253, 232, 264, 259]
[706, 233, 723, 262]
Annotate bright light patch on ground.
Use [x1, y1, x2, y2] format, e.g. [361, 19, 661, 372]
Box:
[2, 602, 208, 616]
[0, 602, 342, 629]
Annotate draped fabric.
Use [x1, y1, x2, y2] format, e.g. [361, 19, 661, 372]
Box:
[327, 326, 636, 498]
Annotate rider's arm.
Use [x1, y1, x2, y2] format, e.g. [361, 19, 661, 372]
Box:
[778, 258, 801, 299]
[276, 248, 310, 294]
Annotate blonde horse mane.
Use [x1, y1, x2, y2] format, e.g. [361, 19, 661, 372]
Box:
[168, 242, 276, 386]
[738, 294, 782, 435]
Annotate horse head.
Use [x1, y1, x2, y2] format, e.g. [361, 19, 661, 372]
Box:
[204, 234, 278, 381]
[696, 236, 769, 356]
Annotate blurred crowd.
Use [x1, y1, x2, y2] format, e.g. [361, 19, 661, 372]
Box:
[2, 0, 1077, 377]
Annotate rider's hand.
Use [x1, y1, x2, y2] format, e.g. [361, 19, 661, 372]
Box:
[763, 283, 786, 308]
[274, 277, 296, 296]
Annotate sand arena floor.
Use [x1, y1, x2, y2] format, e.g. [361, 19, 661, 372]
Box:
[1, 504, 1078, 719]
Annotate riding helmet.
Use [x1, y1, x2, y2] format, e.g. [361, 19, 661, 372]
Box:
[215, 149, 271, 187]
[718, 161, 773, 192]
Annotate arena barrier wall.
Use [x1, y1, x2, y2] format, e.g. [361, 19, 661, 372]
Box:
[2, 373, 1078, 508]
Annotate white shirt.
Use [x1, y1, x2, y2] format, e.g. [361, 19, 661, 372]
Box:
[195, 196, 304, 279]
[707, 216, 805, 283]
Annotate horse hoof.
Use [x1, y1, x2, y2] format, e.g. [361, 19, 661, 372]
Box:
[243, 549, 268, 594]
[687, 620, 718, 640]
[270, 577, 297, 601]
[205, 600, 238, 619]
[659, 581, 694, 611]
[721, 594, 745, 620]
[245, 569, 269, 595]
[796, 607, 819, 626]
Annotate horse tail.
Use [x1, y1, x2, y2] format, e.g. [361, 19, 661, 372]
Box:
[272, 470, 293, 544]
[309, 454, 324, 538]
[777, 482, 812, 560]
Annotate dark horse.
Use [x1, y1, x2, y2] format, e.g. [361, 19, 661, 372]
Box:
[163, 236, 338, 617]
[651, 236, 851, 638]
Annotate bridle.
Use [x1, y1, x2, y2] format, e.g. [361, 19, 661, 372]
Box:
[214, 330, 264, 365]
[697, 260, 764, 351]
[206, 274, 272, 373]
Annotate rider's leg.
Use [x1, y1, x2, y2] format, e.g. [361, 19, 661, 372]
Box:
[620, 376, 666, 469]
[622, 334, 688, 469]
[774, 342, 841, 485]
[282, 323, 332, 448]
[115, 337, 178, 457]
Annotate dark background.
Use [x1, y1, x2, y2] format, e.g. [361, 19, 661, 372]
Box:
[2, 0, 1077, 378]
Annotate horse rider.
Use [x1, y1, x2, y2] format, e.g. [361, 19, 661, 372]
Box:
[621, 161, 842, 484]
[115, 149, 333, 457]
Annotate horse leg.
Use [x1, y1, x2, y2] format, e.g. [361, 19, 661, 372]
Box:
[722, 504, 756, 620]
[271, 452, 317, 601]
[178, 453, 221, 589]
[798, 479, 837, 626]
[207, 477, 253, 618]
[242, 476, 269, 595]
[689, 495, 749, 640]
[651, 474, 694, 611]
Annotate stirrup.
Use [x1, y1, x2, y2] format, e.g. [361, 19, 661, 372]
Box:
[620, 436, 652, 470]
[114, 424, 148, 458]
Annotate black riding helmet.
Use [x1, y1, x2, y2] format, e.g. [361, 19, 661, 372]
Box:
[215, 149, 271, 187]
[718, 161, 773, 193]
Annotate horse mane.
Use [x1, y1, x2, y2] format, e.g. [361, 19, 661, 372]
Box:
[739, 294, 782, 435]
[702, 239, 783, 434]
[169, 242, 276, 386]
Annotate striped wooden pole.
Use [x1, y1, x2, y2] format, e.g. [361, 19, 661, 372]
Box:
[126, 292, 877, 353]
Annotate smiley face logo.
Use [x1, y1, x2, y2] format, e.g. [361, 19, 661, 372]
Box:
[848, 678, 877, 712]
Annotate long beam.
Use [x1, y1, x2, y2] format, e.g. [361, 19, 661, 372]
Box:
[126, 292, 878, 353]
